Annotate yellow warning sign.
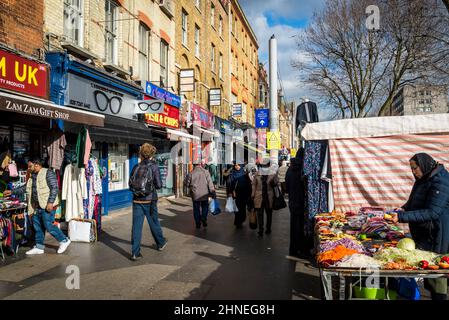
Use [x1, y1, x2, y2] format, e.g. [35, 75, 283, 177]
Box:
[291, 148, 297, 157]
[267, 131, 281, 150]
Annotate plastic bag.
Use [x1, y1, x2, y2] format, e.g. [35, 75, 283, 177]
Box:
[8, 163, 18, 178]
[210, 198, 221, 216]
[225, 197, 237, 213]
[398, 278, 421, 300]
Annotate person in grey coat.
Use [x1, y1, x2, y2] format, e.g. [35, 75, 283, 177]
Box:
[185, 160, 216, 229]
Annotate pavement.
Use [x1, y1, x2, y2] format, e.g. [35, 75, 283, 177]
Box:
[0, 189, 322, 300]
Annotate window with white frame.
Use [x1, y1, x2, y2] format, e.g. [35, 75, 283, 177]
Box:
[230, 11, 233, 34]
[230, 51, 233, 75]
[211, 44, 216, 72]
[182, 9, 188, 46]
[195, 25, 200, 58]
[219, 15, 223, 37]
[139, 23, 150, 81]
[105, 1, 118, 64]
[219, 53, 223, 79]
[63, 0, 83, 46]
[160, 40, 169, 88]
[211, 3, 215, 28]
[195, 0, 201, 10]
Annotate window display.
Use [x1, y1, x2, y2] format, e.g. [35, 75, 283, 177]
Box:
[155, 152, 173, 196]
[108, 143, 129, 192]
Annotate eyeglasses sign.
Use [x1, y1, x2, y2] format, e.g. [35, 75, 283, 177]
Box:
[134, 99, 165, 114]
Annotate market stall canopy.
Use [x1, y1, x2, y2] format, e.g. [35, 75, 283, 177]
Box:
[301, 113, 449, 140]
[0, 90, 104, 127]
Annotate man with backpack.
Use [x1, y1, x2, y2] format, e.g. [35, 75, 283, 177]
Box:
[129, 143, 167, 261]
[184, 159, 216, 229]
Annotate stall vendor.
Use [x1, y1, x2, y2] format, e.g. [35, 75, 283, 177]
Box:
[391, 153, 449, 300]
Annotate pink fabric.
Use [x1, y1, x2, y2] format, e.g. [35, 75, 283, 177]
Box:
[84, 129, 92, 167]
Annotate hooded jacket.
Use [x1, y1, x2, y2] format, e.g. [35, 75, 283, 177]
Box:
[285, 157, 306, 211]
[399, 164, 449, 254]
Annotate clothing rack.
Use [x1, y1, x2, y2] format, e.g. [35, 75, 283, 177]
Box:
[0, 205, 28, 261]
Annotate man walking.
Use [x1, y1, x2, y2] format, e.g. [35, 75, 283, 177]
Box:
[185, 160, 216, 229]
[129, 143, 167, 261]
[24, 157, 71, 255]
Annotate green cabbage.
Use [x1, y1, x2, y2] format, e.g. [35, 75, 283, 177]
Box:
[397, 238, 416, 251]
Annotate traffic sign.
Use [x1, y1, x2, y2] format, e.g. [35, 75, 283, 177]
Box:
[255, 109, 269, 128]
[267, 131, 281, 150]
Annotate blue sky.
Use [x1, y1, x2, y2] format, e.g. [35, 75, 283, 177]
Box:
[239, 0, 325, 112]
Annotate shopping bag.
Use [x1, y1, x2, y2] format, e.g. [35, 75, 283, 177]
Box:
[272, 186, 287, 210]
[249, 210, 258, 229]
[69, 218, 97, 243]
[225, 197, 237, 213]
[209, 198, 222, 216]
[398, 278, 421, 300]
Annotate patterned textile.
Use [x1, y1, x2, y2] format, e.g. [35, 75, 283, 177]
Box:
[303, 141, 328, 219]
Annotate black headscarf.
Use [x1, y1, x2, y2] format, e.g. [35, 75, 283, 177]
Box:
[410, 153, 438, 181]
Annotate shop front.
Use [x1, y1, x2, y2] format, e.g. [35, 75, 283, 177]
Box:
[214, 116, 233, 186]
[46, 51, 149, 214]
[143, 81, 182, 197]
[0, 47, 104, 173]
[190, 102, 216, 164]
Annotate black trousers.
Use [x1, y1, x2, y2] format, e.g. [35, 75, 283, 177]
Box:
[257, 205, 273, 232]
[289, 205, 309, 255]
[234, 199, 247, 226]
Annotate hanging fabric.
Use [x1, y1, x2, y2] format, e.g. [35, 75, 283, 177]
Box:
[47, 129, 67, 171]
[62, 163, 87, 221]
[76, 127, 91, 168]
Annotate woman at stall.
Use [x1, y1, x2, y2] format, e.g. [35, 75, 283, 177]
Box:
[392, 153, 449, 300]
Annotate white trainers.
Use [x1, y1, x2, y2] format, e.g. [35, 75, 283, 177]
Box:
[26, 247, 45, 255]
[57, 239, 71, 254]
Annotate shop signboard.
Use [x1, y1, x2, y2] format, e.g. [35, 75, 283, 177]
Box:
[65, 73, 138, 120]
[257, 129, 267, 149]
[145, 81, 181, 108]
[232, 103, 242, 119]
[144, 97, 180, 129]
[134, 99, 164, 114]
[180, 69, 195, 93]
[0, 48, 49, 99]
[209, 88, 221, 107]
[234, 128, 244, 141]
[191, 102, 214, 129]
[0, 91, 104, 126]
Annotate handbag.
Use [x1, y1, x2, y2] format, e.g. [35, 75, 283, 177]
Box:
[272, 185, 287, 210]
[68, 218, 97, 243]
[249, 210, 257, 229]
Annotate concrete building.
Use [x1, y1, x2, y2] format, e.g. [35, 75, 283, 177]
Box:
[230, 0, 259, 126]
[44, 0, 177, 91]
[175, 0, 230, 119]
[391, 84, 448, 116]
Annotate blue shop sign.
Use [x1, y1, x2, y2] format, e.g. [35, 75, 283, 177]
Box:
[215, 117, 233, 133]
[255, 109, 269, 128]
[145, 82, 181, 108]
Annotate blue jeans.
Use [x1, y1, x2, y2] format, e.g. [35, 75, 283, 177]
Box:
[193, 200, 209, 225]
[131, 202, 165, 256]
[33, 208, 68, 249]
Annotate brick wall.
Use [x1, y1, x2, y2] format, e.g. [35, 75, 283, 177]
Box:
[0, 0, 44, 57]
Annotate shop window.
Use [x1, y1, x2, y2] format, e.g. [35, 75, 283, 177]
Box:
[108, 143, 129, 192]
[105, 0, 119, 64]
[63, 0, 83, 46]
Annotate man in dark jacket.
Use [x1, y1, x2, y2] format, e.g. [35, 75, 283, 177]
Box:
[392, 153, 449, 300]
[129, 143, 167, 261]
[285, 149, 310, 259]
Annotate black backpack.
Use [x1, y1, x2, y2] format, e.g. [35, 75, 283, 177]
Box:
[129, 161, 155, 197]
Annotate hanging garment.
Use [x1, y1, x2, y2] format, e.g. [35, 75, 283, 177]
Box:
[92, 159, 103, 195]
[303, 141, 328, 219]
[76, 127, 87, 168]
[84, 130, 92, 168]
[62, 163, 87, 222]
[93, 194, 102, 232]
[47, 131, 67, 170]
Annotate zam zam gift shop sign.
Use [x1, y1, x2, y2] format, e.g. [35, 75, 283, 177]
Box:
[0, 48, 49, 99]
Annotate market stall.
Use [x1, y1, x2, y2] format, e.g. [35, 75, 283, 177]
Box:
[315, 209, 449, 300]
[300, 114, 449, 300]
